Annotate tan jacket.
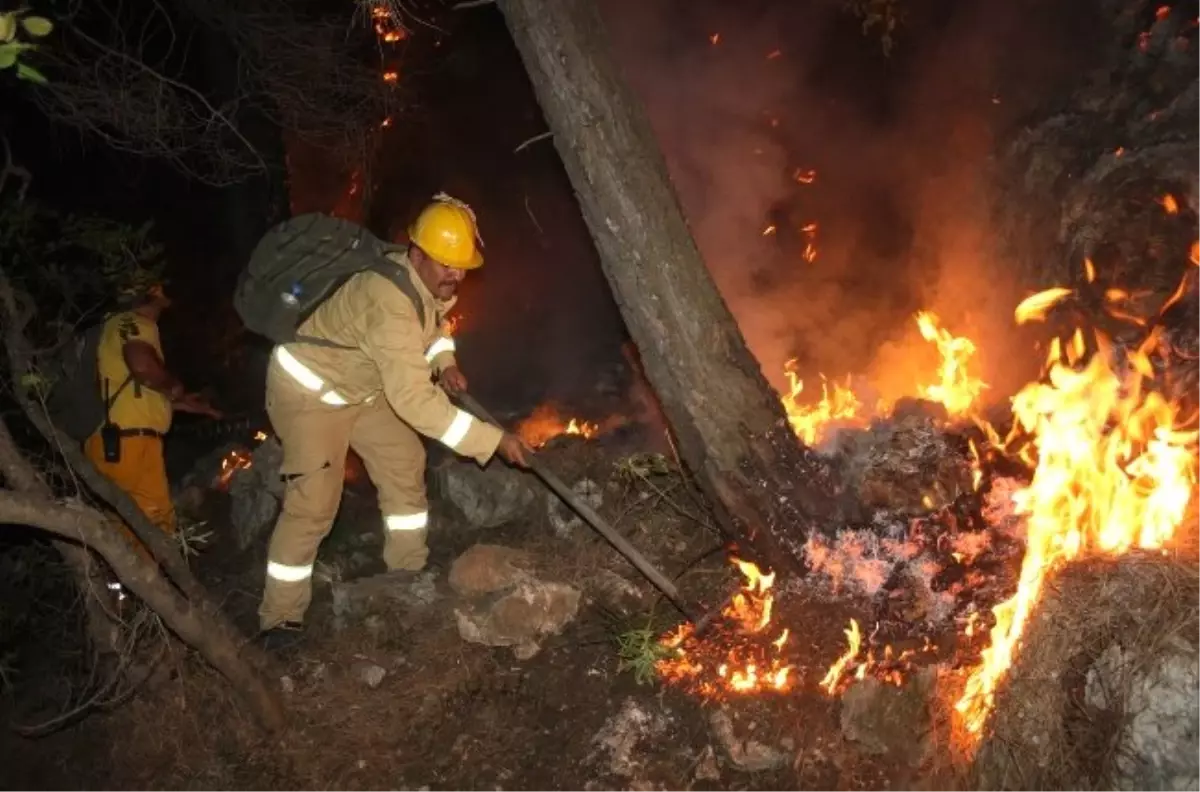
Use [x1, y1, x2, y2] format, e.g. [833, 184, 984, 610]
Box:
[271, 252, 502, 464]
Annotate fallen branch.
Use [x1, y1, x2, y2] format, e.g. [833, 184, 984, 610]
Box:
[0, 483, 285, 732]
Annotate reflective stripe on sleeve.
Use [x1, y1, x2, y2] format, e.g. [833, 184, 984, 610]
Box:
[320, 391, 349, 406]
[438, 408, 474, 450]
[266, 560, 314, 583]
[385, 511, 429, 531]
[424, 336, 456, 362]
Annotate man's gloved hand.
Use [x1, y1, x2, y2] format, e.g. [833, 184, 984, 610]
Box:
[495, 431, 531, 468]
[439, 365, 468, 396]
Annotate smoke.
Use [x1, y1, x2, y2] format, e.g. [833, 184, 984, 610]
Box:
[600, 0, 1085, 406]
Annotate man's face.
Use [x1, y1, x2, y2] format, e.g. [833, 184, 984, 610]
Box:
[412, 247, 466, 300]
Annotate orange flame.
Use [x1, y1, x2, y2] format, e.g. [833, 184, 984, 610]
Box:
[782, 368, 863, 446]
[954, 276, 1199, 740]
[516, 404, 598, 448]
[217, 448, 253, 489]
[1158, 194, 1180, 214]
[656, 558, 793, 696]
[780, 312, 985, 445]
[915, 311, 988, 416]
[819, 618, 862, 694]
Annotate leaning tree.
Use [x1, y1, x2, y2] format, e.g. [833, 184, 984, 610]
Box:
[486, 0, 857, 576]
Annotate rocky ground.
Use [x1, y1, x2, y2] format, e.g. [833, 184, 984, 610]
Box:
[0, 405, 1194, 790]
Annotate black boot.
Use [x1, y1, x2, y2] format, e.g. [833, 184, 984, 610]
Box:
[258, 620, 305, 652]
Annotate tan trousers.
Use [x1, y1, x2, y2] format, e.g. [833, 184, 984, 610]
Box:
[258, 366, 429, 630]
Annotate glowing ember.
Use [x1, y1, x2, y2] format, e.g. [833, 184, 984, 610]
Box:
[254, 430, 268, 442]
[914, 311, 988, 416]
[656, 558, 794, 697]
[382, 71, 398, 83]
[1158, 193, 1180, 214]
[516, 404, 598, 448]
[793, 168, 816, 184]
[954, 269, 1199, 741]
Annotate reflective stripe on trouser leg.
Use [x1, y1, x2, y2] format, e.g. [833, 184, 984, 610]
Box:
[383, 510, 430, 571]
[258, 467, 342, 629]
[257, 399, 351, 630]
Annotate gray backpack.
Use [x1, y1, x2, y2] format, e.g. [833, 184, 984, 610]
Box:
[234, 214, 429, 346]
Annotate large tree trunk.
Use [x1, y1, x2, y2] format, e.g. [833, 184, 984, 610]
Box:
[494, 0, 850, 575]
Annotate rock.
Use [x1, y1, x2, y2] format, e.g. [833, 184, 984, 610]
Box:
[454, 578, 580, 659]
[588, 697, 670, 778]
[351, 660, 387, 689]
[708, 708, 789, 772]
[448, 544, 533, 597]
[546, 477, 604, 538]
[1084, 639, 1199, 791]
[839, 666, 935, 762]
[330, 569, 441, 631]
[435, 460, 536, 528]
[227, 437, 286, 551]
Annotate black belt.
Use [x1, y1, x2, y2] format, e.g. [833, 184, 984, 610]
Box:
[117, 428, 164, 439]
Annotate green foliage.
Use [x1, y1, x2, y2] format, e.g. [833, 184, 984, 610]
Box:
[842, 0, 906, 56]
[0, 8, 52, 84]
[615, 625, 675, 686]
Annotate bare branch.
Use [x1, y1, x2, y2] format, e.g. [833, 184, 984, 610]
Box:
[0, 137, 32, 205]
[513, 129, 552, 153]
[0, 486, 285, 731]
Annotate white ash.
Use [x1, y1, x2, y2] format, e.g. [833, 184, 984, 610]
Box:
[803, 530, 895, 598]
[802, 526, 960, 626]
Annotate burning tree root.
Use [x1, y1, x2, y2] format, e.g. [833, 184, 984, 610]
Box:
[0, 489, 286, 732]
[970, 550, 1199, 791]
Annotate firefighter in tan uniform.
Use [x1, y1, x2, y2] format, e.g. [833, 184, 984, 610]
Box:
[257, 195, 529, 645]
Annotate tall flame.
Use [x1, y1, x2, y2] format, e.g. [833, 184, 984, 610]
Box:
[915, 311, 988, 416]
[779, 311, 986, 445]
[954, 278, 1198, 738]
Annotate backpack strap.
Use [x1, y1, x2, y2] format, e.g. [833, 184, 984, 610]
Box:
[293, 261, 429, 351]
[102, 374, 134, 422]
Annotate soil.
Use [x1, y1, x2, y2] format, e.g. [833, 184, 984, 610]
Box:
[0, 428, 988, 791]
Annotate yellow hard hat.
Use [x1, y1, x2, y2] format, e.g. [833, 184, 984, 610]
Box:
[408, 193, 484, 270]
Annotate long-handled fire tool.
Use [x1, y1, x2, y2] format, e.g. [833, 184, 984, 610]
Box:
[455, 392, 730, 636]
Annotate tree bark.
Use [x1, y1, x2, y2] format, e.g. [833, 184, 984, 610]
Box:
[494, 0, 850, 575]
